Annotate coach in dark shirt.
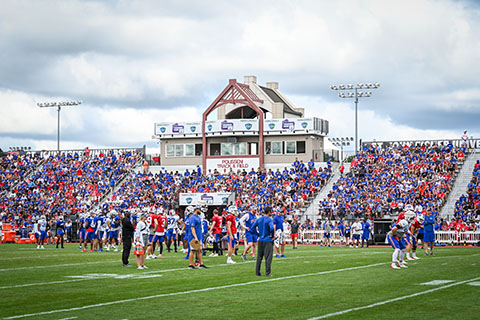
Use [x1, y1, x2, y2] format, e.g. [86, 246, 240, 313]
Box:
[121, 211, 135, 267]
[252, 206, 275, 277]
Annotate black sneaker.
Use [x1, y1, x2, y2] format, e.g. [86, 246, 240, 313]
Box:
[199, 264, 209, 269]
[188, 265, 197, 269]
[256, 273, 262, 276]
[241, 254, 247, 261]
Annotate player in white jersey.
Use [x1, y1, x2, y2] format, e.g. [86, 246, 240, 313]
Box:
[134, 213, 149, 269]
[351, 218, 363, 248]
[166, 211, 180, 253]
[387, 217, 409, 269]
[96, 213, 107, 252]
[38, 216, 48, 249]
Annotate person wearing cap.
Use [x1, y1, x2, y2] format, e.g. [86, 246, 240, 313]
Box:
[240, 206, 258, 261]
[121, 210, 135, 267]
[252, 206, 275, 276]
[423, 210, 436, 256]
[187, 206, 208, 269]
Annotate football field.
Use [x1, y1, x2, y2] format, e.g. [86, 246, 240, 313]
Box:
[0, 244, 479, 319]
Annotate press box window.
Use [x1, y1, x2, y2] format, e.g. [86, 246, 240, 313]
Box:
[286, 141, 296, 154]
[185, 144, 195, 156]
[166, 144, 175, 157]
[296, 141, 306, 154]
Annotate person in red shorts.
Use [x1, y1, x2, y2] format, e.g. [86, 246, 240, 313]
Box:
[290, 217, 301, 249]
[208, 209, 223, 257]
[226, 206, 238, 264]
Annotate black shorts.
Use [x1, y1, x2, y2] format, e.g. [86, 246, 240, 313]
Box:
[417, 233, 424, 241]
[345, 231, 351, 238]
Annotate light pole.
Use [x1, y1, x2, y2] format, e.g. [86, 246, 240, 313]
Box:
[330, 83, 380, 154]
[37, 100, 82, 151]
[328, 137, 353, 163]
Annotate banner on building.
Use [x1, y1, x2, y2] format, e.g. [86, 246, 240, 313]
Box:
[206, 157, 260, 171]
[179, 192, 235, 206]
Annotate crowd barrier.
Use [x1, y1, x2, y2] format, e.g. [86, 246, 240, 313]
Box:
[281, 230, 480, 245]
[434, 231, 480, 244]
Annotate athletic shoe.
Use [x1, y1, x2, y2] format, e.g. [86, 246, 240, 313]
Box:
[213, 253, 218, 257]
[412, 256, 420, 260]
[146, 255, 152, 260]
[390, 264, 400, 269]
[143, 266, 148, 269]
[114, 248, 119, 252]
[137, 266, 143, 270]
[399, 263, 408, 268]
[188, 265, 197, 269]
[256, 273, 262, 276]
[241, 254, 247, 261]
[227, 259, 236, 264]
[199, 264, 208, 269]
[266, 274, 273, 277]
[405, 257, 413, 261]
[424, 252, 429, 256]
[82, 249, 87, 252]
[36, 246, 40, 249]
[209, 253, 215, 257]
[157, 254, 162, 258]
[281, 254, 286, 258]
[123, 264, 131, 267]
[98, 248, 103, 252]
[78, 246, 82, 249]
[275, 254, 280, 258]
[41, 246, 45, 249]
[252, 257, 256, 261]
[430, 252, 435, 256]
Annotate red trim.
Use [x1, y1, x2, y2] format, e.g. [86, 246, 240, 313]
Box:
[206, 155, 259, 159]
[202, 79, 265, 172]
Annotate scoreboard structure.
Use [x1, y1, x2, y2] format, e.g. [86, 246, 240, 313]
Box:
[154, 76, 329, 172]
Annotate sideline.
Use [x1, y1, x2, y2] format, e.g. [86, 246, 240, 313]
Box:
[307, 276, 480, 319]
[0, 260, 118, 272]
[3, 262, 386, 319]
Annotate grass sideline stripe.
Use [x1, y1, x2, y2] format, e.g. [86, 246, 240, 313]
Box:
[308, 276, 480, 319]
[3, 262, 386, 319]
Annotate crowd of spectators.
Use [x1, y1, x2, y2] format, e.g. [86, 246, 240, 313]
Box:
[101, 158, 333, 218]
[318, 143, 463, 220]
[0, 150, 142, 227]
[453, 160, 480, 223]
[0, 152, 42, 194]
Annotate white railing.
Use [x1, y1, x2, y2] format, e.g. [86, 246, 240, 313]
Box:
[434, 231, 480, 244]
[261, 230, 480, 245]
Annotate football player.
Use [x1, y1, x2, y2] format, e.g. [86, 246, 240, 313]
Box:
[226, 206, 239, 264]
[208, 209, 223, 257]
[240, 206, 258, 261]
[273, 209, 286, 258]
[387, 213, 409, 269]
[166, 209, 180, 253]
[406, 213, 424, 260]
[56, 216, 65, 249]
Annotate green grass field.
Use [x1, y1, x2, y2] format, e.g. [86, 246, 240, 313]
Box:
[0, 244, 479, 319]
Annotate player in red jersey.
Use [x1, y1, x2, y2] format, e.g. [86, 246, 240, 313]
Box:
[209, 209, 223, 257]
[406, 214, 424, 260]
[146, 210, 158, 259]
[153, 208, 168, 258]
[226, 206, 238, 264]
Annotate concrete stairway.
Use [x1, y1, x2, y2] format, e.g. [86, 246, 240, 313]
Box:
[439, 152, 480, 219]
[302, 163, 350, 219]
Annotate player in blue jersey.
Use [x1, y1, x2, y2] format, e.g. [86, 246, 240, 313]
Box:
[107, 212, 121, 252]
[84, 211, 97, 252]
[345, 221, 352, 247]
[273, 209, 286, 258]
[337, 220, 346, 247]
[56, 216, 65, 249]
[361, 218, 371, 248]
[240, 207, 258, 261]
[423, 210, 436, 256]
[78, 215, 86, 250]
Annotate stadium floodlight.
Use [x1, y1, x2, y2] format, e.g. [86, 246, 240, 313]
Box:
[37, 99, 82, 151]
[330, 82, 380, 154]
[329, 136, 352, 163]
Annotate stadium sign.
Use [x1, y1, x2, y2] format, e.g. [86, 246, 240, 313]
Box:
[206, 157, 259, 171]
[362, 138, 480, 149]
[179, 192, 235, 206]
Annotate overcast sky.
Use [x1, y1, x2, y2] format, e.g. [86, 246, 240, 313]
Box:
[0, 0, 479, 153]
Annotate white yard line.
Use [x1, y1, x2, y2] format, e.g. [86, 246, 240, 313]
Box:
[307, 276, 480, 319]
[3, 262, 387, 319]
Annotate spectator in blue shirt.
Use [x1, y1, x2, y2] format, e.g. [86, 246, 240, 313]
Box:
[252, 206, 275, 277]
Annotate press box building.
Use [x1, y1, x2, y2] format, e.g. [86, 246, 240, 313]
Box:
[153, 76, 329, 172]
